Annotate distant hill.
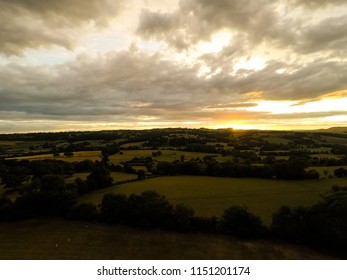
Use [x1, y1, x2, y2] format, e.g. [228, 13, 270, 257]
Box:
[312, 127, 347, 133]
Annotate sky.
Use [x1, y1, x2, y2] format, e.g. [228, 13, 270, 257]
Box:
[0, 0, 347, 133]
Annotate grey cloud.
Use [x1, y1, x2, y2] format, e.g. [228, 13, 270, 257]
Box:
[294, 0, 347, 9]
[0, 0, 123, 55]
[269, 110, 347, 120]
[297, 15, 347, 54]
[1, 45, 347, 131]
[137, 0, 284, 48]
[231, 60, 347, 100]
[137, 0, 347, 59]
[137, 9, 178, 37]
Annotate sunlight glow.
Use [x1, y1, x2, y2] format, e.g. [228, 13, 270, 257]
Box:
[195, 31, 233, 54]
[234, 56, 266, 72]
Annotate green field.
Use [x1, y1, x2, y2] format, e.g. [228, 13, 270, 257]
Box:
[0, 219, 332, 259]
[79, 176, 347, 224]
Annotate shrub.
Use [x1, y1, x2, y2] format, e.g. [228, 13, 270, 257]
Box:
[68, 203, 98, 221]
[220, 206, 267, 239]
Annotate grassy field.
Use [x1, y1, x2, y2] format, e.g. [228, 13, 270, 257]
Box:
[309, 154, 342, 159]
[79, 176, 347, 224]
[0, 219, 333, 259]
[65, 172, 137, 184]
[0, 140, 20, 146]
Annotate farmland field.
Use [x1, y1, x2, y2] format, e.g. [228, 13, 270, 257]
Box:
[0, 219, 332, 259]
[79, 176, 347, 224]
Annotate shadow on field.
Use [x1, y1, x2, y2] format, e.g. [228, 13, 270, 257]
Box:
[0, 219, 333, 260]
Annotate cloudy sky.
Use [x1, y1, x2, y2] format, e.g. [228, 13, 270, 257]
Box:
[1, 0, 347, 133]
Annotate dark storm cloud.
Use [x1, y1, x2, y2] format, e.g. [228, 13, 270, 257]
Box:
[0, 0, 123, 55]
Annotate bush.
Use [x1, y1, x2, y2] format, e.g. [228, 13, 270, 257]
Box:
[86, 164, 113, 190]
[99, 193, 127, 224]
[334, 167, 347, 178]
[169, 204, 195, 232]
[271, 186, 347, 255]
[0, 196, 14, 221]
[271, 205, 312, 243]
[68, 203, 98, 221]
[220, 206, 267, 239]
[125, 191, 173, 228]
[191, 216, 218, 233]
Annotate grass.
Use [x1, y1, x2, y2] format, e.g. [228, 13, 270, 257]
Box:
[0, 219, 333, 260]
[79, 176, 347, 224]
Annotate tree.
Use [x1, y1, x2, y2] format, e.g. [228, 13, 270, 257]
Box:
[101, 150, 110, 166]
[99, 193, 128, 223]
[271, 186, 347, 254]
[137, 169, 145, 180]
[86, 164, 113, 190]
[2, 166, 30, 190]
[125, 191, 173, 228]
[170, 204, 194, 232]
[220, 206, 267, 238]
[13, 174, 77, 218]
[64, 151, 73, 157]
[68, 203, 98, 221]
[334, 167, 347, 178]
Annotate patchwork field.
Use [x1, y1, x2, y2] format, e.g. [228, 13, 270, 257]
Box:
[110, 150, 217, 164]
[0, 219, 332, 260]
[8, 150, 217, 164]
[79, 176, 347, 224]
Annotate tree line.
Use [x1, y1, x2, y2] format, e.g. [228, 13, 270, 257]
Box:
[154, 157, 321, 180]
